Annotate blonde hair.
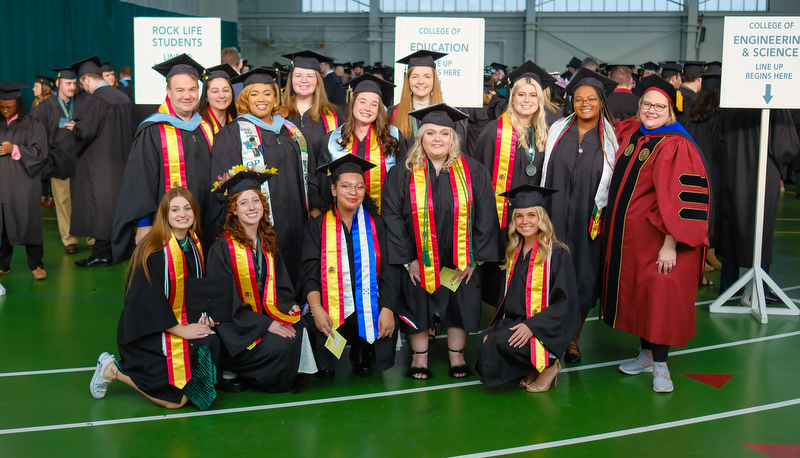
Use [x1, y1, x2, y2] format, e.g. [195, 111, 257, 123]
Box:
[501, 206, 567, 270]
[505, 77, 548, 152]
[236, 83, 288, 118]
[636, 90, 677, 126]
[392, 66, 444, 139]
[404, 124, 462, 172]
[281, 67, 339, 121]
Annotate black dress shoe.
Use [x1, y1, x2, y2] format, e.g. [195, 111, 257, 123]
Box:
[352, 346, 373, 377]
[64, 244, 78, 254]
[316, 369, 335, 379]
[75, 256, 112, 267]
[764, 290, 782, 304]
[217, 376, 247, 393]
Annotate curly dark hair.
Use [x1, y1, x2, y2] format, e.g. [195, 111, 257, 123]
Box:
[222, 190, 279, 253]
[688, 89, 720, 124]
[317, 171, 380, 216]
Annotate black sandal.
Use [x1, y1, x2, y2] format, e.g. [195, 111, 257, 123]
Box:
[448, 348, 473, 379]
[407, 350, 432, 380]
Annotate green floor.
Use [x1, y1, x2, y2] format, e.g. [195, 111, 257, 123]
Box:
[1, 189, 800, 457]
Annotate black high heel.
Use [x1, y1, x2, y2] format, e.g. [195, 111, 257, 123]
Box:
[407, 350, 432, 379]
[448, 348, 473, 379]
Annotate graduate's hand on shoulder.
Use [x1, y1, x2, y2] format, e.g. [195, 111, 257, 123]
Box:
[508, 323, 533, 348]
[267, 320, 297, 339]
[377, 308, 395, 339]
[135, 226, 152, 245]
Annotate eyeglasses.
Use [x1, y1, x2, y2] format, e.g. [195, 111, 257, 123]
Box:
[338, 182, 366, 193]
[573, 97, 599, 105]
[640, 101, 669, 113]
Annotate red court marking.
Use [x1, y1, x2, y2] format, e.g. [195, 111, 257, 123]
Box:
[739, 443, 800, 458]
[681, 373, 734, 389]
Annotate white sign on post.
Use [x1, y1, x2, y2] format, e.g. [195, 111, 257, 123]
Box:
[720, 16, 800, 109]
[134, 17, 221, 105]
[394, 18, 485, 108]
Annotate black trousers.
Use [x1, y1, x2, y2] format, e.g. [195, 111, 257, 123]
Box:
[0, 225, 43, 271]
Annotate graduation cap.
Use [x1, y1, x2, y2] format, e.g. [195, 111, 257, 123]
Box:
[505, 60, 557, 89]
[342, 73, 395, 96]
[682, 61, 706, 77]
[352, 61, 365, 69]
[231, 67, 279, 87]
[204, 64, 238, 82]
[100, 61, 114, 73]
[641, 61, 660, 72]
[282, 50, 334, 72]
[52, 67, 78, 80]
[397, 50, 448, 69]
[212, 165, 277, 196]
[343, 62, 352, 71]
[658, 62, 683, 80]
[152, 53, 204, 80]
[565, 67, 618, 96]
[0, 81, 29, 101]
[34, 75, 56, 90]
[498, 184, 558, 209]
[316, 153, 376, 177]
[639, 74, 678, 108]
[567, 57, 582, 69]
[70, 56, 103, 78]
[409, 103, 468, 129]
[241, 59, 250, 68]
[704, 61, 722, 74]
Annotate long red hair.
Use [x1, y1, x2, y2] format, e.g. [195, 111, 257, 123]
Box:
[222, 190, 279, 253]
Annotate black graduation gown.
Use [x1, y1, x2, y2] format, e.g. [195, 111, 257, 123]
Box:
[685, 112, 723, 248]
[464, 105, 490, 157]
[287, 107, 343, 166]
[476, 245, 578, 387]
[117, 246, 221, 404]
[679, 86, 698, 116]
[382, 156, 500, 333]
[111, 117, 213, 263]
[206, 236, 306, 393]
[718, 108, 799, 266]
[210, 118, 319, 285]
[28, 94, 82, 180]
[543, 123, 605, 310]
[0, 115, 48, 246]
[297, 210, 401, 372]
[323, 73, 346, 106]
[71, 85, 132, 240]
[607, 90, 640, 122]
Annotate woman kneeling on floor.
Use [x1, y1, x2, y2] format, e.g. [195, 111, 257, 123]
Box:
[90, 187, 219, 409]
[476, 185, 579, 392]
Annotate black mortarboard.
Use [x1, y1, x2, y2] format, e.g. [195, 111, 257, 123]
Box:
[34, 75, 56, 90]
[342, 73, 395, 96]
[499, 184, 558, 209]
[152, 53, 204, 79]
[682, 61, 706, 77]
[100, 61, 114, 73]
[213, 168, 276, 196]
[639, 74, 678, 108]
[409, 103, 468, 129]
[241, 59, 250, 68]
[566, 67, 618, 96]
[353, 61, 365, 69]
[316, 153, 376, 177]
[70, 56, 103, 77]
[0, 81, 28, 101]
[659, 62, 683, 80]
[52, 67, 78, 80]
[282, 50, 334, 72]
[204, 64, 238, 82]
[704, 61, 722, 74]
[343, 62, 352, 70]
[641, 61, 660, 72]
[397, 50, 447, 69]
[231, 67, 279, 87]
[490, 62, 508, 73]
[567, 57, 582, 69]
[506, 60, 557, 89]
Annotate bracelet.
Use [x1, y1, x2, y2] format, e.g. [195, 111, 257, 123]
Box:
[310, 304, 322, 309]
[403, 262, 411, 270]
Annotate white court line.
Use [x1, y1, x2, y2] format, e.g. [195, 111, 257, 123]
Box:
[1, 330, 799, 436]
[777, 218, 800, 221]
[449, 398, 800, 458]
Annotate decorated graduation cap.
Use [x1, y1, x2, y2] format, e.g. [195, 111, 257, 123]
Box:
[409, 103, 468, 129]
[52, 67, 78, 80]
[282, 50, 334, 72]
[506, 60, 557, 89]
[639, 74, 678, 109]
[567, 57, 582, 69]
[641, 61, 660, 72]
[152, 53, 204, 80]
[204, 63, 238, 82]
[499, 184, 558, 209]
[212, 164, 277, 196]
[100, 61, 114, 73]
[231, 67, 279, 87]
[565, 67, 618, 96]
[658, 62, 683, 80]
[0, 81, 29, 101]
[34, 75, 56, 90]
[70, 56, 103, 77]
[316, 153, 376, 178]
[682, 61, 706, 77]
[342, 73, 395, 96]
[397, 50, 447, 69]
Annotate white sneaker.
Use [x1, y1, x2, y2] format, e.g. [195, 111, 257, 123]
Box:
[652, 362, 674, 393]
[618, 349, 654, 375]
[90, 352, 116, 399]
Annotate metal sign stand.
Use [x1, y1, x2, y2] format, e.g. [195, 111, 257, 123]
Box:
[709, 109, 800, 323]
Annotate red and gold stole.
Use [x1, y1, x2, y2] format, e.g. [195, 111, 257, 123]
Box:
[164, 231, 204, 388]
[225, 234, 299, 349]
[349, 125, 386, 212]
[320, 108, 339, 133]
[321, 209, 346, 327]
[492, 112, 518, 227]
[505, 239, 550, 372]
[157, 98, 214, 191]
[409, 156, 474, 294]
[208, 110, 233, 135]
